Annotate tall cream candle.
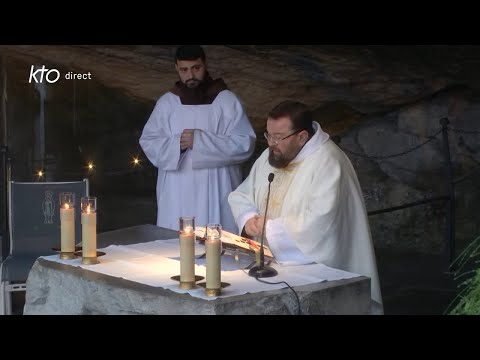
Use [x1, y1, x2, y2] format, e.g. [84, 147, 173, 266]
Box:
[81, 197, 97, 259]
[60, 203, 75, 253]
[206, 235, 221, 289]
[179, 225, 195, 282]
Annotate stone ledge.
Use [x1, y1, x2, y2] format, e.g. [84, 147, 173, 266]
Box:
[24, 257, 370, 315]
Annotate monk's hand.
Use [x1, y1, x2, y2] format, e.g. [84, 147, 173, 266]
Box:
[245, 215, 262, 238]
[180, 129, 195, 151]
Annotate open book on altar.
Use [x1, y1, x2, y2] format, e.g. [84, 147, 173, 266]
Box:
[194, 227, 274, 259]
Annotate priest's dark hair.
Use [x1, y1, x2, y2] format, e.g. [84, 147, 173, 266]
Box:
[268, 100, 315, 138]
[175, 45, 206, 62]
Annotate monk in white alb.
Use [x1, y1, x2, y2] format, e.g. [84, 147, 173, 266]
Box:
[140, 45, 256, 233]
[228, 100, 383, 313]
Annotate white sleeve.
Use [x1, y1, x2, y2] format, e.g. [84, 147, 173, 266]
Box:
[237, 211, 259, 236]
[139, 96, 183, 171]
[228, 156, 263, 233]
[266, 218, 316, 266]
[191, 92, 256, 168]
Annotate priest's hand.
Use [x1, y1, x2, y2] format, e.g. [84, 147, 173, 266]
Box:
[245, 215, 263, 238]
[180, 129, 195, 151]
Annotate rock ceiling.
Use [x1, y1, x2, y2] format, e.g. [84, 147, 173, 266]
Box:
[1, 45, 480, 133]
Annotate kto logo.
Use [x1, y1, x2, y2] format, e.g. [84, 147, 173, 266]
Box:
[28, 65, 60, 84]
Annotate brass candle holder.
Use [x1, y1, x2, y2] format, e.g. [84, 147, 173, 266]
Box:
[75, 250, 105, 263]
[205, 287, 221, 297]
[81, 256, 99, 265]
[60, 251, 77, 260]
[197, 281, 231, 297]
[180, 280, 195, 290]
[170, 275, 205, 289]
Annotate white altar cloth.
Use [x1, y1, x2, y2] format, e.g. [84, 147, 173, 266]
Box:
[41, 239, 361, 300]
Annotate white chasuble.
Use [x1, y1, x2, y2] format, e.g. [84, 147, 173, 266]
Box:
[229, 122, 382, 306]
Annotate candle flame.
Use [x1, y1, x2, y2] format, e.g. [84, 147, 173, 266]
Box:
[184, 225, 193, 234]
[207, 228, 220, 239]
[65, 203, 70, 210]
[86, 204, 91, 213]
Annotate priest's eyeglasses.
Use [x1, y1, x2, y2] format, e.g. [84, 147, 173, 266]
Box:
[264, 129, 303, 146]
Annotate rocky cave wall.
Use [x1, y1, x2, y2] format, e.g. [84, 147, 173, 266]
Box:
[1, 45, 480, 255]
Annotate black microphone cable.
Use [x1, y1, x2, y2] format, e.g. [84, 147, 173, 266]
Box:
[253, 276, 302, 316]
[234, 250, 302, 315]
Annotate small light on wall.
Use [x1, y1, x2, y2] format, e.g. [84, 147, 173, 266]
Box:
[36, 170, 44, 181]
[132, 157, 140, 166]
[88, 162, 94, 170]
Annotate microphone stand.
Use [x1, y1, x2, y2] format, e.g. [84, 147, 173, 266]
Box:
[248, 173, 278, 278]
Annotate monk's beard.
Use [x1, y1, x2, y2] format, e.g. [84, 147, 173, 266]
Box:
[268, 148, 293, 168]
[268, 144, 305, 168]
[185, 78, 201, 88]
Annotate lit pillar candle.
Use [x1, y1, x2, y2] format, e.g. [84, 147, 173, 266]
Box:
[179, 217, 195, 283]
[59, 192, 75, 253]
[206, 223, 222, 289]
[81, 197, 97, 258]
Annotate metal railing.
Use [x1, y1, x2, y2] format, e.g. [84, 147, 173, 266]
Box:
[333, 118, 480, 271]
[1, 145, 8, 261]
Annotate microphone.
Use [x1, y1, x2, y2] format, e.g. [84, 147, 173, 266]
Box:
[268, 172, 274, 183]
[248, 172, 278, 278]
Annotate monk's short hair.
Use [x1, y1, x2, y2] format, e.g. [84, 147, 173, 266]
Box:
[175, 45, 206, 62]
[269, 100, 315, 137]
